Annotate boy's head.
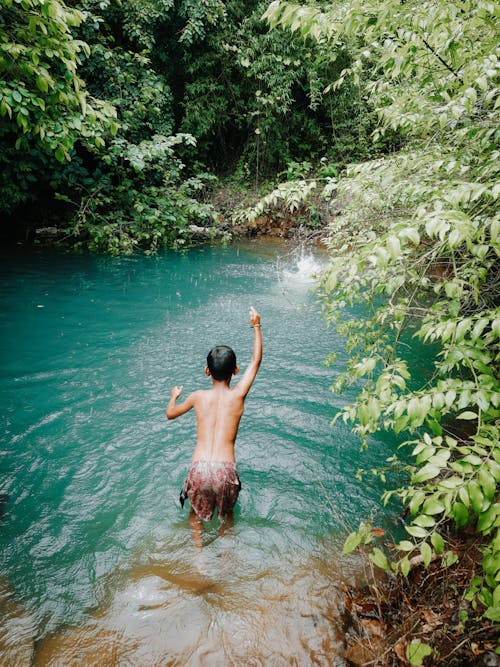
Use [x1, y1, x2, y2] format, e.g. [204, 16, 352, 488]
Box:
[206, 345, 237, 381]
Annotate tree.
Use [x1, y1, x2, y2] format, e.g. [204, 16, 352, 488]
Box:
[265, 0, 500, 623]
[51, 0, 218, 253]
[0, 0, 115, 214]
[0, 0, 115, 158]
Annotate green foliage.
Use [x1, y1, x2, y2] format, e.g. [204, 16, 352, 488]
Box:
[0, 0, 116, 214]
[235, 177, 318, 224]
[120, 0, 175, 50]
[177, 0, 226, 45]
[342, 521, 373, 554]
[1, 0, 379, 247]
[0, 0, 115, 158]
[265, 0, 500, 624]
[79, 44, 173, 143]
[60, 132, 218, 254]
[0, 0, 222, 251]
[176, 0, 377, 175]
[61, 0, 214, 252]
[406, 641, 433, 666]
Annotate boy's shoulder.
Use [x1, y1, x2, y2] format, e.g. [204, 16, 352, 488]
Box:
[189, 388, 217, 401]
[189, 388, 204, 399]
[196, 386, 242, 399]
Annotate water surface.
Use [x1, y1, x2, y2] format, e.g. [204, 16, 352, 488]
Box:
[0, 241, 396, 665]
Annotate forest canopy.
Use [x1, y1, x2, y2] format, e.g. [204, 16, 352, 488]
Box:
[1, 0, 376, 251]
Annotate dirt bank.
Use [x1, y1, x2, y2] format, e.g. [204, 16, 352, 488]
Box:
[343, 529, 499, 666]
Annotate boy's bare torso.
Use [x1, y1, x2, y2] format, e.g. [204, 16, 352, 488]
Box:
[167, 306, 262, 466]
[190, 385, 245, 462]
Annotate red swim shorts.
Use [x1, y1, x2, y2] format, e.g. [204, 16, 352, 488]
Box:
[180, 461, 241, 521]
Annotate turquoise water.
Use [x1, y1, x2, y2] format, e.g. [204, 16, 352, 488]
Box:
[0, 241, 398, 665]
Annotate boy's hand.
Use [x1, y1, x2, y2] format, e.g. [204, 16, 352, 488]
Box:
[249, 306, 261, 327]
[170, 385, 183, 400]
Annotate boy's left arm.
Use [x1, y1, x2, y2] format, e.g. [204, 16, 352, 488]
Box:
[166, 386, 196, 419]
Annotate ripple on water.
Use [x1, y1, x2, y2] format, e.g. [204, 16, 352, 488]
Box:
[34, 533, 353, 667]
[0, 244, 399, 664]
[0, 577, 36, 667]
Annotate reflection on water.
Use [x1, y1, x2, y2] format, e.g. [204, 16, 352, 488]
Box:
[0, 577, 35, 666]
[0, 241, 395, 665]
[34, 533, 356, 666]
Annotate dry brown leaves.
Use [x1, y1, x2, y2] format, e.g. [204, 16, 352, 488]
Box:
[342, 531, 499, 666]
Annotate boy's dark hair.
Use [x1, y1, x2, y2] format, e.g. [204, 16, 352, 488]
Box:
[207, 345, 237, 381]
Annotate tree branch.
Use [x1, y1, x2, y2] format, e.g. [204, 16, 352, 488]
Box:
[421, 38, 463, 84]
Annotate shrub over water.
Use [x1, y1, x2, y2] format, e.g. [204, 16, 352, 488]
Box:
[265, 0, 500, 633]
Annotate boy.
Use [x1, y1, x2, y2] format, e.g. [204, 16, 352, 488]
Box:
[166, 306, 262, 522]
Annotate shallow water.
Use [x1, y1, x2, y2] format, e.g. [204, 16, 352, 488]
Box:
[0, 241, 398, 665]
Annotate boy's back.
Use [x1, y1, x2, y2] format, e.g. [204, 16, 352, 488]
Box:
[189, 384, 245, 462]
[166, 307, 262, 521]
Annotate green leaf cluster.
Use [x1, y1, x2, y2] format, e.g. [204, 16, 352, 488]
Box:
[1, 0, 382, 249]
[0, 0, 115, 158]
[0, 0, 224, 251]
[265, 0, 499, 625]
[63, 133, 218, 254]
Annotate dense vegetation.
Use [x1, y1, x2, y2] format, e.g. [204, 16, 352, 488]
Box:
[2, 0, 498, 661]
[264, 0, 499, 661]
[1, 0, 376, 251]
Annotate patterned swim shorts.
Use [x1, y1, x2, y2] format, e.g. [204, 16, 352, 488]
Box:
[180, 461, 241, 521]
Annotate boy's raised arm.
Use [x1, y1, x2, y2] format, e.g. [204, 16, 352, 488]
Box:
[166, 386, 196, 419]
[235, 306, 262, 398]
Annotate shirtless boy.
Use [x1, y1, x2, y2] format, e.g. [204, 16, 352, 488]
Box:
[166, 306, 262, 522]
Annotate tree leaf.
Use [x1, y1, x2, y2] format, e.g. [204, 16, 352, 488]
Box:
[36, 76, 49, 93]
[452, 501, 470, 527]
[416, 446, 436, 465]
[413, 514, 436, 528]
[431, 532, 444, 554]
[343, 531, 361, 554]
[413, 464, 441, 483]
[483, 606, 500, 623]
[420, 541, 432, 568]
[443, 550, 458, 567]
[406, 640, 433, 665]
[400, 555, 410, 576]
[457, 411, 477, 420]
[387, 234, 401, 259]
[422, 498, 445, 515]
[477, 505, 498, 533]
[478, 468, 496, 500]
[405, 525, 428, 538]
[459, 486, 470, 508]
[369, 547, 389, 571]
[409, 490, 426, 514]
[468, 481, 485, 514]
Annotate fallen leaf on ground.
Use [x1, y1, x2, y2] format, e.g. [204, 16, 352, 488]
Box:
[361, 618, 385, 639]
[345, 638, 385, 665]
[347, 596, 379, 618]
[471, 642, 485, 656]
[371, 527, 385, 537]
[394, 637, 407, 663]
[421, 608, 443, 632]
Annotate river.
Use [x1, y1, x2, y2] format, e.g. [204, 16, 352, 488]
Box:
[0, 240, 399, 666]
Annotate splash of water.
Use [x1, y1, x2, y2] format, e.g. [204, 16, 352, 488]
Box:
[282, 246, 324, 283]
